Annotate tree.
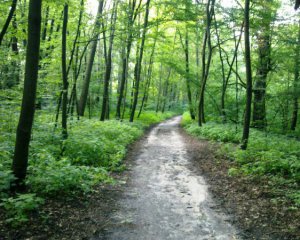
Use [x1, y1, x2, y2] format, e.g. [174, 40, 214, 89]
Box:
[78, 1, 104, 116]
[100, 0, 119, 121]
[198, 0, 215, 126]
[291, 19, 300, 130]
[0, 0, 18, 46]
[12, 0, 42, 188]
[252, 0, 275, 129]
[116, 0, 143, 120]
[129, 0, 151, 122]
[241, 0, 253, 150]
[61, 3, 69, 139]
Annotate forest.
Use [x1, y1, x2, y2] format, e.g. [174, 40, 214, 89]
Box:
[0, 0, 299, 239]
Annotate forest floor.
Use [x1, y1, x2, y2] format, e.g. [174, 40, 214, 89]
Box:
[1, 117, 299, 240]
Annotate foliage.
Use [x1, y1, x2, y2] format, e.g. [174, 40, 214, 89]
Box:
[0, 194, 44, 226]
[182, 113, 300, 204]
[0, 109, 175, 224]
[27, 155, 110, 197]
[65, 119, 143, 169]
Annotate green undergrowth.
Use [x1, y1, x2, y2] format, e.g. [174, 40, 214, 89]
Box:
[0, 110, 176, 225]
[181, 112, 300, 207]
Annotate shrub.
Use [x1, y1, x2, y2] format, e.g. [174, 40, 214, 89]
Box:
[182, 119, 300, 204]
[65, 120, 143, 169]
[27, 154, 110, 197]
[0, 193, 44, 226]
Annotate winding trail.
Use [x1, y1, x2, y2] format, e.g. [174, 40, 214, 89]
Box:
[93, 117, 239, 240]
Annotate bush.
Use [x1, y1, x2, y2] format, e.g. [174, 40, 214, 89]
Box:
[27, 154, 110, 197]
[182, 118, 300, 204]
[65, 120, 143, 169]
[0, 194, 44, 226]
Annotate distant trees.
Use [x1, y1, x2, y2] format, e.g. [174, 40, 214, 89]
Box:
[0, 0, 299, 187]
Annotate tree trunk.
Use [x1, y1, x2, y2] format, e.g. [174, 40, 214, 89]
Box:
[12, 0, 42, 188]
[100, 1, 118, 121]
[116, 0, 143, 119]
[252, 1, 273, 129]
[61, 4, 69, 140]
[78, 1, 104, 116]
[198, 0, 215, 126]
[138, 37, 157, 117]
[184, 29, 196, 120]
[129, 0, 151, 122]
[241, 0, 253, 150]
[291, 20, 300, 130]
[0, 0, 18, 46]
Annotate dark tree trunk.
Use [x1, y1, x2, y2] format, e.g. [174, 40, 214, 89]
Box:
[0, 0, 18, 46]
[162, 69, 171, 113]
[252, 1, 273, 129]
[78, 1, 104, 116]
[129, 0, 151, 122]
[184, 30, 196, 120]
[42, 6, 49, 41]
[101, 1, 118, 121]
[61, 4, 69, 140]
[291, 20, 300, 130]
[116, 0, 143, 119]
[198, 0, 215, 126]
[241, 0, 253, 150]
[12, 0, 42, 188]
[138, 36, 157, 117]
[156, 64, 163, 113]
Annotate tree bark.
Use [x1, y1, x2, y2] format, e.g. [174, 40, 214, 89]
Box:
[291, 20, 300, 130]
[78, 1, 104, 116]
[0, 0, 18, 46]
[198, 0, 215, 126]
[116, 0, 143, 119]
[184, 29, 196, 120]
[12, 0, 42, 188]
[61, 4, 69, 140]
[129, 0, 151, 122]
[100, 1, 118, 121]
[241, 0, 253, 150]
[252, 1, 273, 129]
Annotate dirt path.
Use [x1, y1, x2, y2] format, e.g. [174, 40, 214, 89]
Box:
[92, 117, 239, 240]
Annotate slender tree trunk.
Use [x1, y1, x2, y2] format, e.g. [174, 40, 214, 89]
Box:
[198, 0, 215, 126]
[129, 0, 151, 122]
[213, 13, 226, 121]
[156, 64, 163, 112]
[61, 4, 69, 140]
[241, 0, 253, 150]
[162, 69, 171, 113]
[138, 39, 156, 117]
[78, 1, 104, 116]
[12, 0, 42, 188]
[291, 20, 300, 130]
[101, 1, 118, 121]
[10, 16, 20, 87]
[42, 6, 49, 41]
[116, 0, 143, 119]
[184, 29, 196, 120]
[0, 0, 18, 46]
